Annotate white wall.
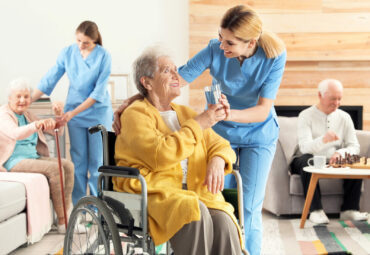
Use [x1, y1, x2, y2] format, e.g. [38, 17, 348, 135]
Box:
[0, 0, 189, 105]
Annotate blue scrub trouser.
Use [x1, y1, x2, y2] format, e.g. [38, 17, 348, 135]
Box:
[225, 143, 276, 255]
[68, 125, 103, 205]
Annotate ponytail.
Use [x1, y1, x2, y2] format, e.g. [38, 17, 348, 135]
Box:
[258, 30, 285, 58]
[96, 31, 102, 46]
[221, 5, 285, 59]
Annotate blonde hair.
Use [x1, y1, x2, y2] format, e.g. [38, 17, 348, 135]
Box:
[221, 5, 285, 58]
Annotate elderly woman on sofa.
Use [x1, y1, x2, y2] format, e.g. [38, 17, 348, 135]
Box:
[113, 47, 243, 255]
[0, 78, 77, 234]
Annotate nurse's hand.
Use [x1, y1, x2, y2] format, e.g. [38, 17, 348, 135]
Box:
[52, 101, 64, 116]
[219, 94, 231, 120]
[194, 104, 226, 129]
[113, 94, 144, 135]
[113, 100, 130, 135]
[35, 118, 56, 131]
[61, 111, 75, 123]
[204, 156, 225, 194]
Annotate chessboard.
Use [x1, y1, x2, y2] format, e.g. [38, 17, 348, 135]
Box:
[330, 153, 370, 169]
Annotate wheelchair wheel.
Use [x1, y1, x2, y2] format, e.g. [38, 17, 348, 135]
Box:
[63, 196, 123, 255]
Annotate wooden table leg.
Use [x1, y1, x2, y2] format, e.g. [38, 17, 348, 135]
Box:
[300, 174, 319, 228]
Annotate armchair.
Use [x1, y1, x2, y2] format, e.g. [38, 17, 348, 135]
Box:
[263, 116, 370, 216]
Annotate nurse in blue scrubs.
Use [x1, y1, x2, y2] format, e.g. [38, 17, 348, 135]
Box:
[178, 5, 286, 255]
[32, 21, 113, 205]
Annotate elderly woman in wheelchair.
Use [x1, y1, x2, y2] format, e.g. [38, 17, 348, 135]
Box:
[64, 46, 245, 255]
[111, 46, 244, 255]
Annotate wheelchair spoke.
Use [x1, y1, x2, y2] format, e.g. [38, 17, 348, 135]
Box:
[64, 199, 117, 255]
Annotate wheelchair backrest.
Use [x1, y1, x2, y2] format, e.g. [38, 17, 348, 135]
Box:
[106, 131, 117, 166]
[101, 130, 145, 228]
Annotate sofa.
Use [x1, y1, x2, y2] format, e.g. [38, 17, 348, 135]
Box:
[263, 116, 370, 216]
[0, 132, 64, 254]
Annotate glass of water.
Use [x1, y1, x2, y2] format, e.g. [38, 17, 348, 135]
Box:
[204, 82, 221, 105]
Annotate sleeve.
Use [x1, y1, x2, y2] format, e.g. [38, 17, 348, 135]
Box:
[203, 128, 236, 175]
[260, 50, 287, 99]
[336, 114, 360, 156]
[0, 112, 38, 141]
[178, 40, 214, 83]
[38, 47, 67, 95]
[116, 106, 204, 170]
[297, 111, 332, 155]
[89, 50, 112, 103]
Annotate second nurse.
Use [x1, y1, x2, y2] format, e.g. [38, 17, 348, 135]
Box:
[32, 20, 113, 204]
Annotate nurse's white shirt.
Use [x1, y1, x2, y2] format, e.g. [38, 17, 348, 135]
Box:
[160, 110, 188, 184]
[297, 105, 360, 159]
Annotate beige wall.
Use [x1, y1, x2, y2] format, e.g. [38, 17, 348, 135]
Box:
[0, 0, 189, 106]
[188, 0, 370, 130]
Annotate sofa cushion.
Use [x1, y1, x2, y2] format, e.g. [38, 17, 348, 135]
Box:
[0, 212, 27, 254]
[356, 130, 370, 157]
[277, 116, 299, 165]
[0, 181, 26, 222]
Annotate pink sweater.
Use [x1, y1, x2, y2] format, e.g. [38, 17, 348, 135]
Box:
[0, 105, 50, 172]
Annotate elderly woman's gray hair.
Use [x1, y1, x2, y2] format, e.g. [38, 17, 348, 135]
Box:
[318, 79, 343, 96]
[132, 46, 172, 97]
[8, 78, 33, 98]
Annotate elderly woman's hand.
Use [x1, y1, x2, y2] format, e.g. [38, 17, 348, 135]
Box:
[52, 101, 64, 116]
[194, 104, 226, 129]
[203, 156, 225, 194]
[35, 118, 56, 130]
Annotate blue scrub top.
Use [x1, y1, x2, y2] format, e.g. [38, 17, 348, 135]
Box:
[179, 39, 287, 146]
[38, 44, 113, 128]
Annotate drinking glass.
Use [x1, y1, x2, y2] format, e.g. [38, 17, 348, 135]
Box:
[204, 82, 221, 105]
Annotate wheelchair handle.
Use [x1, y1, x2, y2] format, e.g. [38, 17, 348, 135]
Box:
[232, 163, 240, 171]
[88, 124, 106, 134]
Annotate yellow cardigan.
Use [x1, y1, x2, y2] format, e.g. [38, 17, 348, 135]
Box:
[113, 98, 242, 247]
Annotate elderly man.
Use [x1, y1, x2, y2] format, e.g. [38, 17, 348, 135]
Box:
[290, 79, 368, 224]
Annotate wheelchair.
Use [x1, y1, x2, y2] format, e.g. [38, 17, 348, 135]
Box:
[63, 124, 245, 255]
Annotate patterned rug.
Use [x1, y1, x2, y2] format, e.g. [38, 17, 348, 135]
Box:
[261, 217, 370, 255]
[51, 217, 370, 255]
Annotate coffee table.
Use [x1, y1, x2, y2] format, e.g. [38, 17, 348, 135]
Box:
[300, 166, 370, 228]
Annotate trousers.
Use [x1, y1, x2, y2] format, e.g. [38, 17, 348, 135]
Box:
[169, 201, 241, 255]
[12, 157, 74, 221]
[225, 144, 277, 255]
[68, 124, 103, 204]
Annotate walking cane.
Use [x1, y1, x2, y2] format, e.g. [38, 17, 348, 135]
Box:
[54, 127, 68, 230]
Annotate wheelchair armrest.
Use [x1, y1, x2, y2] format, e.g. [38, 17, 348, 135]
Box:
[99, 165, 140, 176]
